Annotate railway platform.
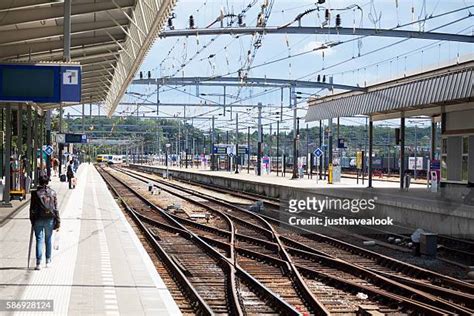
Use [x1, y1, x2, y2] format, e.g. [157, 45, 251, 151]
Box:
[0, 164, 181, 315]
[130, 163, 474, 237]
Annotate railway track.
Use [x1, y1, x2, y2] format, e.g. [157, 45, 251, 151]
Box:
[98, 166, 300, 315]
[110, 166, 474, 315]
[140, 167, 474, 268]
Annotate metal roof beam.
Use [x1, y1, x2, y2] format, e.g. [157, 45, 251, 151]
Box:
[0, 0, 135, 28]
[10, 43, 122, 62]
[133, 77, 364, 91]
[83, 75, 114, 84]
[0, 19, 129, 46]
[0, 1, 59, 12]
[81, 58, 119, 67]
[82, 68, 115, 78]
[103, 0, 178, 116]
[118, 102, 278, 108]
[111, 0, 147, 38]
[0, 35, 125, 60]
[160, 26, 474, 43]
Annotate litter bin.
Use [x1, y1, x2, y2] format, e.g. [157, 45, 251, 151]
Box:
[404, 174, 411, 189]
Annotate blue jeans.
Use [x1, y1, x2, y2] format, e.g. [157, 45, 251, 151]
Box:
[34, 218, 54, 264]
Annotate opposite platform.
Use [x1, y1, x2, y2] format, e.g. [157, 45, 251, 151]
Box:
[0, 164, 181, 315]
[130, 163, 474, 237]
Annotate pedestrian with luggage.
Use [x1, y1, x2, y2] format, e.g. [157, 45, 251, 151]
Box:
[67, 159, 75, 189]
[29, 174, 60, 270]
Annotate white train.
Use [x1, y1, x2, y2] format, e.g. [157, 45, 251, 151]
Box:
[97, 154, 124, 165]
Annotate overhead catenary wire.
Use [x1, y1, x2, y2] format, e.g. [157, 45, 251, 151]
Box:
[120, 2, 473, 133]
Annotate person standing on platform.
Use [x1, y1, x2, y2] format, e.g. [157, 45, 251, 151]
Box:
[73, 156, 79, 172]
[29, 174, 60, 270]
[52, 156, 59, 177]
[66, 159, 75, 189]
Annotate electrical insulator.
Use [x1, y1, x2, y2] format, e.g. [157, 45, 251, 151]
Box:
[325, 9, 330, 22]
[336, 14, 341, 27]
[257, 12, 264, 27]
[168, 18, 173, 28]
[189, 15, 195, 29]
[322, 75, 326, 83]
[139, 71, 143, 79]
[238, 14, 244, 26]
[220, 8, 224, 21]
[317, 0, 325, 3]
[317, 75, 321, 82]
[147, 71, 151, 79]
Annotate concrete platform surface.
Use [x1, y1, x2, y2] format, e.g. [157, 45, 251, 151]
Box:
[139, 163, 426, 189]
[0, 164, 181, 316]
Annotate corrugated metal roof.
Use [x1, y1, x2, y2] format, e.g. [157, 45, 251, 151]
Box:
[305, 62, 474, 122]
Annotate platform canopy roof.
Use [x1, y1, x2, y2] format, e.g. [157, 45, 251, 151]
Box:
[0, 0, 175, 116]
[305, 60, 474, 122]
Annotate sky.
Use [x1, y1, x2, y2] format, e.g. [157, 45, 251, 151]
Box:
[66, 0, 474, 132]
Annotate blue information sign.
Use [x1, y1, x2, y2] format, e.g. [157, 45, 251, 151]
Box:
[43, 145, 54, 156]
[337, 138, 346, 149]
[65, 133, 87, 144]
[314, 148, 323, 158]
[0, 63, 81, 103]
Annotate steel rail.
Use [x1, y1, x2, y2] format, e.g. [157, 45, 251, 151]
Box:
[99, 167, 299, 315]
[115, 166, 326, 314]
[174, 175, 474, 267]
[130, 164, 474, 294]
[98, 167, 243, 315]
[98, 168, 213, 315]
[125, 165, 474, 296]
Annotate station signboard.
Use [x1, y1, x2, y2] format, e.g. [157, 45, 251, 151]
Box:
[408, 157, 424, 170]
[337, 138, 346, 149]
[237, 145, 249, 155]
[213, 145, 228, 155]
[0, 63, 81, 103]
[213, 144, 235, 155]
[57, 133, 87, 144]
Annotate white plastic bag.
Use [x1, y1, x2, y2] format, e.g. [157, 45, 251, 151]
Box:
[53, 231, 60, 250]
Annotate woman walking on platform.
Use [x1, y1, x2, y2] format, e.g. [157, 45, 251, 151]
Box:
[66, 159, 75, 189]
[29, 174, 60, 270]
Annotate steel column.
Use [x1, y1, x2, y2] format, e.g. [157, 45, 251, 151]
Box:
[319, 120, 322, 179]
[2, 105, 12, 205]
[257, 102, 262, 176]
[26, 105, 32, 179]
[33, 112, 38, 186]
[276, 120, 280, 176]
[291, 86, 298, 179]
[247, 126, 250, 174]
[211, 116, 215, 171]
[368, 117, 373, 188]
[430, 118, 436, 161]
[235, 113, 239, 174]
[400, 117, 406, 189]
[16, 105, 22, 156]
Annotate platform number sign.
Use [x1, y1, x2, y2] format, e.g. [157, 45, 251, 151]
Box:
[314, 147, 323, 158]
[227, 145, 236, 157]
[63, 69, 79, 85]
[43, 145, 54, 156]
